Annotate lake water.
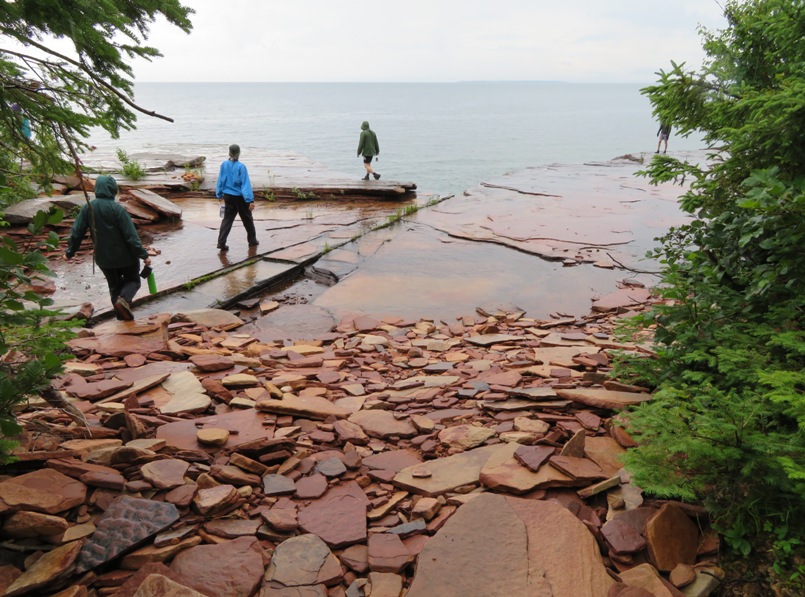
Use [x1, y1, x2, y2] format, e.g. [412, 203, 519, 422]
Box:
[90, 82, 704, 195]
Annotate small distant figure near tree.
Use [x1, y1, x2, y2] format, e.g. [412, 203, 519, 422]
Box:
[10, 103, 31, 141]
[357, 121, 380, 181]
[656, 121, 671, 154]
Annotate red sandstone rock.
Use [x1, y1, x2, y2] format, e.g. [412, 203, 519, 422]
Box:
[295, 473, 329, 499]
[170, 536, 264, 596]
[513, 445, 554, 472]
[645, 504, 699, 572]
[368, 533, 414, 573]
[4, 540, 83, 597]
[0, 468, 86, 515]
[298, 482, 370, 548]
[265, 533, 343, 587]
[140, 458, 190, 490]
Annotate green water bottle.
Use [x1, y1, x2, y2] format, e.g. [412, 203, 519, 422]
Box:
[147, 271, 157, 294]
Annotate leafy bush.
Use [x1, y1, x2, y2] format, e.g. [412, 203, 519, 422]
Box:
[0, 208, 77, 461]
[615, 0, 805, 587]
[116, 148, 147, 181]
[0, 0, 194, 461]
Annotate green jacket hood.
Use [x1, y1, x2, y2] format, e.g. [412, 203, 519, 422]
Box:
[361, 121, 370, 130]
[95, 175, 118, 199]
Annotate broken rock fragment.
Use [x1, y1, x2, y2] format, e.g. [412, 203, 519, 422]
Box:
[75, 496, 180, 575]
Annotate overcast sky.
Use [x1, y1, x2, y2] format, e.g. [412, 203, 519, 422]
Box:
[130, 0, 727, 83]
[129, 0, 725, 83]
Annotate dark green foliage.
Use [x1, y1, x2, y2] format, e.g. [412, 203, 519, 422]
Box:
[616, 0, 805, 585]
[0, 2, 193, 458]
[0, 207, 76, 461]
[0, 0, 193, 179]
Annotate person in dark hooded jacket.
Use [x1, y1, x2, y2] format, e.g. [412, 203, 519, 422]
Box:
[357, 121, 380, 180]
[66, 175, 151, 320]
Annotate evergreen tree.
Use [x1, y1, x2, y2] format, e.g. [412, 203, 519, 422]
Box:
[0, 1, 193, 454]
[618, 0, 805, 588]
[1, 0, 193, 185]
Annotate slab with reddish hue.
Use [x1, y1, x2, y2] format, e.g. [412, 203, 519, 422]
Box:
[189, 353, 235, 372]
[438, 424, 495, 450]
[480, 456, 580, 494]
[347, 410, 417, 439]
[394, 443, 517, 497]
[407, 493, 613, 597]
[584, 435, 627, 477]
[170, 536, 264, 597]
[264, 533, 342, 587]
[156, 409, 271, 452]
[172, 309, 244, 331]
[591, 287, 652, 312]
[548, 455, 607, 482]
[295, 473, 328, 500]
[0, 469, 86, 515]
[367, 533, 414, 573]
[257, 395, 351, 420]
[140, 459, 190, 490]
[601, 508, 655, 555]
[68, 334, 167, 358]
[298, 481, 370, 548]
[513, 445, 554, 472]
[645, 503, 699, 572]
[555, 387, 652, 410]
[4, 541, 83, 597]
[363, 449, 422, 473]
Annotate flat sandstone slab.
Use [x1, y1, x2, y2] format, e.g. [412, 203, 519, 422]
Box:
[407, 493, 613, 597]
[393, 443, 518, 496]
[555, 387, 652, 410]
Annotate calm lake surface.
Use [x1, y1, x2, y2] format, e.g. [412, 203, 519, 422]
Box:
[91, 82, 704, 195]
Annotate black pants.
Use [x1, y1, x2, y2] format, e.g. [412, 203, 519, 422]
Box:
[99, 263, 141, 307]
[218, 194, 257, 246]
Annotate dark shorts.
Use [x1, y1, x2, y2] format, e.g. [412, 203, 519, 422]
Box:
[363, 155, 374, 164]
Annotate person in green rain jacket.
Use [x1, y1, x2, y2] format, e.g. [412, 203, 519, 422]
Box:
[66, 175, 151, 320]
[357, 121, 381, 181]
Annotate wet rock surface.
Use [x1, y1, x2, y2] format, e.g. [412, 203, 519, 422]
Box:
[31, 151, 698, 324]
[0, 152, 725, 596]
[0, 296, 724, 596]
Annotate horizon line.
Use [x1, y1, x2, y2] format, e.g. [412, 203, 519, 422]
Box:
[134, 79, 651, 85]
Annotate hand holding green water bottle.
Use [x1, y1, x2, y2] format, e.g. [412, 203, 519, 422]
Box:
[140, 264, 158, 294]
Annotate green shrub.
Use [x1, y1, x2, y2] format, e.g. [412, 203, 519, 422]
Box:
[0, 207, 77, 460]
[116, 148, 147, 181]
[615, 1, 805, 586]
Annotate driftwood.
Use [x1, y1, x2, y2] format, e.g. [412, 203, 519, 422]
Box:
[42, 384, 90, 431]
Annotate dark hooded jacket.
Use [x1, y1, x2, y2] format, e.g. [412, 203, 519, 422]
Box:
[66, 175, 149, 268]
[357, 121, 379, 157]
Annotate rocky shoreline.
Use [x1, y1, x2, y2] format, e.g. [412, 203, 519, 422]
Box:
[0, 292, 723, 597]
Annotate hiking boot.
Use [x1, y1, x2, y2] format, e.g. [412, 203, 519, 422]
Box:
[362, 174, 370, 181]
[373, 173, 381, 180]
[217, 244, 229, 251]
[114, 297, 134, 321]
